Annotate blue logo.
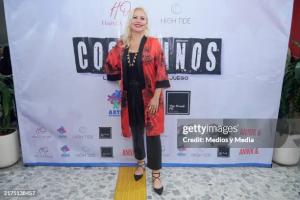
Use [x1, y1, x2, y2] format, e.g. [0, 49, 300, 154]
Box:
[61, 145, 70, 157]
[107, 90, 121, 116]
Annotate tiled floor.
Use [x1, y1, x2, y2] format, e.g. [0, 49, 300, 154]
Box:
[0, 159, 299, 200]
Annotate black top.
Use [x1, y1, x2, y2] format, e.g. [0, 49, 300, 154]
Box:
[126, 52, 139, 82]
[126, 52, 145, 127]
[122, 36, 147, 91]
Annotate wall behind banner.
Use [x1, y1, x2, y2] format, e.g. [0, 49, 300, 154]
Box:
[4, 0, 294, 167]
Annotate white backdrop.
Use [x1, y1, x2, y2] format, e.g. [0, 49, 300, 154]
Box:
[4, 0, 294, 167]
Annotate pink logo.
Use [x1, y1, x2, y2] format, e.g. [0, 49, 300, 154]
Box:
[110, 1, 131, 19]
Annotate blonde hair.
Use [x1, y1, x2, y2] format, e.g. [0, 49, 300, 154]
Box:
[121, 7, 149, 47]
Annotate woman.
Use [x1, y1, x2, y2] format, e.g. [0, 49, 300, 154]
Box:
[104, 7, 170, 195]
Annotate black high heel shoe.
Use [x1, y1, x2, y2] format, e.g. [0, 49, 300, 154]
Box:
[152, 172, 164, 195]
[134, 160, 145, 181]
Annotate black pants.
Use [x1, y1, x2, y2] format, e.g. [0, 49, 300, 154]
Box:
[127, 81, 162, 170]
[131, 125, 162, 170]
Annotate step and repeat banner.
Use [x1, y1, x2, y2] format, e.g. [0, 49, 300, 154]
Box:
[4, 0, 294, 167]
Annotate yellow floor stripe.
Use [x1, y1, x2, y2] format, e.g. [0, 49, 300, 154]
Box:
[114, 167, 147, 200]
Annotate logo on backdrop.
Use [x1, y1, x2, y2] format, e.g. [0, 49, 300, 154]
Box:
[76, 146, 97, 158]
[190, 152, 211, 158]
[122, 148, 134, 156]
[101, 0, 131, 26]
[79, 126, 87, 133]
[60, 145, 70, 157]
[177, 147, 187, 157]
[239, 148, 259, 155]
[161, 3, 191, 25]
[34, 147, 53, 159]
[100, 147, 113, 157]
[217, 146, 230, 158]
[166, 91, 191, 115]
[107, 90, 121, 116]
[72, 37, 222, 75]
[57, 126, 67, 138]
[99, 127, 112, 139]
[72, 126, 94, 140]
[171, 3, 182, 15]
[32, 127, 51, 139]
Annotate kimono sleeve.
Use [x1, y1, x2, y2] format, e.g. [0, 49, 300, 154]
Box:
[154, 39, 171, 88]
[104, 42, 122, 81]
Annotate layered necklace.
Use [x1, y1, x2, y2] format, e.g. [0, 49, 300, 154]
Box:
[127, 50, 138, 67]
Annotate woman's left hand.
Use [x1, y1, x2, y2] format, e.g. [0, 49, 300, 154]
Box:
[148, 96, 159, 115]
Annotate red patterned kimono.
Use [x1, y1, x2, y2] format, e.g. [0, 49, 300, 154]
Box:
[104, 36, 170, 137]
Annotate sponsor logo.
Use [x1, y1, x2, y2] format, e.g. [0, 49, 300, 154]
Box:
[240, 128, 261, 136]
[122, 148, 134, 156]
[191, 152, 211, 158]
[101, 0, 131, 26]
[60, 145, 70, 157]
[101, 147, 113, 157]
[161, 3, 191, 25]
[73, 37, 222, 74]
[72, 126, 94, 140]
[239, 148, 259, 155]
[107, 90, 121, 116]
[76, 146, 97, 157]
[79, 126, 87, 133]
[177, 147, 187, 156]
[217, 146, 230, 157]
[99, 127, 112, 139]
[177, 152, 186, 157]
[190, 149, 211, 158]
[171, 3, 182, 15]
[57, 126, 67, 138]
[166, 91, 191, 115]
[32, 127, 51, 139]
[34, 146, 53, 159]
